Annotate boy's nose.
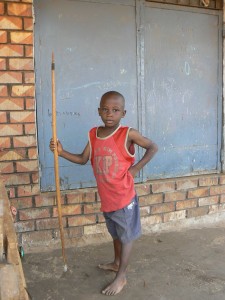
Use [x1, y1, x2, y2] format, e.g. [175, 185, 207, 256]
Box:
[107, 110, 113, 116]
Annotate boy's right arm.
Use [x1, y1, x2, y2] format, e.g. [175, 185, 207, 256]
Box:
[50, 139, 90, 165]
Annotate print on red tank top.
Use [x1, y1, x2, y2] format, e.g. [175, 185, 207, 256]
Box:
[89, 125, 136, 212]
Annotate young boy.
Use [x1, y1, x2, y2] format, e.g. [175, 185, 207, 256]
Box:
[50, 91, 158, 296]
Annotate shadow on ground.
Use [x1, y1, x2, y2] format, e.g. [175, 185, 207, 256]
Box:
[23, 227, 225, 300]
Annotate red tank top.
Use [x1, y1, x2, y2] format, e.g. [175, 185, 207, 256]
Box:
[89, 125, 136, 212]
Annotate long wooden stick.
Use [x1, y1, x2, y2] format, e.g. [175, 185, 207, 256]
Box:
[51, 52, 67, 272]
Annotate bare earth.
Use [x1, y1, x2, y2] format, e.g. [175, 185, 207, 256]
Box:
[23, 226, 225, 300]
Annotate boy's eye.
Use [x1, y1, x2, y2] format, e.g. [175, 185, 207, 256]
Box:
[102, 108, 108, 112]
[113, 109, 120, 112]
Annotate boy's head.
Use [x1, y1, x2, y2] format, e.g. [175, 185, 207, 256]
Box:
[98, 91, 126, 127]
[100, 91, 125, 108]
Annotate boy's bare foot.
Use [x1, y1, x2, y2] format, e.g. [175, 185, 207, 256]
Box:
[102, 276, 127, 296]
[98, 262, 119, 272]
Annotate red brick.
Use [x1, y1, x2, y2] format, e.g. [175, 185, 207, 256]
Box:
[35, 195, 55, 207]
[25, 45, 33, 57]
[28, 148, 37, 159]
[36, 218, 66, 230]
[198, 196, 219, 206]
[141, 215, 163, 226]
[209, 204, 225, 214]
[0, 112, 7, 123]
[11, 31, 33, 45]
[61, 227, 83, 239]
[16, 160, 38, 172]
[0, 58, 6, 70]
[140, 206, 150, 216]
[151, 181, 175, 193]
[19, 207, 50, 220]
[164, 210, 186, 222]
[9, 58, 33, 70]
[24, 17, 33, 30]
[24, 72, 34, 83]
[15, 220, 35, 232]
[83, 223, 108, 235]
[8, 3, 32, 17]
[187, 207, 209, 218]
[0, 149, 26, 161]
[31, 172, 39, 184]
[0, 98, 24, 110]
[210, 185, 225, 196]
[3, 173, 30, 185]
[11, 85, 34, 97]
[0, 16, 22, 30]
[151, 202, 175, 214]
[176, 178, 198, 190]
[139, 193, 163, 206]
[0, 44, 23, 57]
[17, 184, 39, 197]
[84, 203, 101, 214]
[220, 194, 225, 203]
[21, 230, 53, 247]
[0, 162, 14, 173]
[0, 85, 8, 96]
[25, 98, 35, 110]
[97, 214, 105, 223]
[25, 124, 36, 135]
[0, 30, 7, 43]
[6, 187, 15, 198]
[135, 183, 150, 196]
[0, 137, 10, 148]
[176, 199, 197, 210]
[68, 215, 96, 227]
[0, 124, 23, 136]
[67, 191, 96, 204]
[188, 187, 209, 198]
[10, 111, 35, 123]
[10, 197, 32, 209]
[53, 204, 81, 217]
[164, 191, 186, 202]
[199, 176, 218, 186]
[13, 135, 36, 147]
[0, 71, 22, 84]
[219, 175, 225, 185]
[0, 3, 4, 15]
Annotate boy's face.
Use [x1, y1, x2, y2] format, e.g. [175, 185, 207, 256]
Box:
[98, 96, 126, 128]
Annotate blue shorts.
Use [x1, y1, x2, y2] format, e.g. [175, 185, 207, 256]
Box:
[103, 194, 142, 244]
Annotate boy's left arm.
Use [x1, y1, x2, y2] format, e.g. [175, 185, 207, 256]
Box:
[128, 129, 158, 178]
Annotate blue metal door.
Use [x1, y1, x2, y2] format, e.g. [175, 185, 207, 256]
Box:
[143, 3, 222, 179]
[35, 0, 222, 191]
[34, 0, 138, 191]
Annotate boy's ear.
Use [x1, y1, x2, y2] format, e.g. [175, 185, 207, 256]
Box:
[122, 110, 126, 117]
[98, 107, 101, 115]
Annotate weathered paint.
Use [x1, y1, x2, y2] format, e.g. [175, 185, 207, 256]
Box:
[34, 0, 138, 191]
[143, 3, 222, 180]
[34, 0, 222, 191]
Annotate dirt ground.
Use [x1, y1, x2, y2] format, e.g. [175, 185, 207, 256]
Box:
[23, 226, 225, 300]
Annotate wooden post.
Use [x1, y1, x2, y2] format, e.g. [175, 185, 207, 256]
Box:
[51, 53, 67, 272]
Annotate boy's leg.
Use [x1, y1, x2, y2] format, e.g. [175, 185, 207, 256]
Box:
[102, 241, 133, 296]
[98, 238, 121, 272]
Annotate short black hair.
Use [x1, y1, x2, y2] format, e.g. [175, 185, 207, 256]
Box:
[100, 91, 125, 106]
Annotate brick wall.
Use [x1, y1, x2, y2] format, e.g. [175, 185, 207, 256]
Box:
[0, 0, 40, 241]
[0, 0, 225, 252]
[13, 174, 225, 250]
